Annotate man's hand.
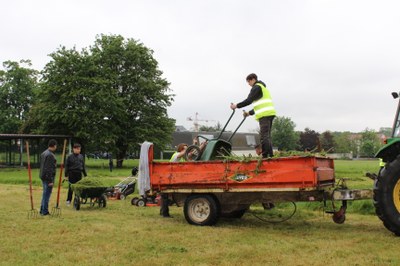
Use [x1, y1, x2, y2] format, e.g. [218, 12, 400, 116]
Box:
[230, 103, 237, 110]
[48, 182, 54, 187]
[243, 111, 250, 117]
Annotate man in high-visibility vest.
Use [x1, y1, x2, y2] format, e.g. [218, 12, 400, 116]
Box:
[231, 73, 276, 158]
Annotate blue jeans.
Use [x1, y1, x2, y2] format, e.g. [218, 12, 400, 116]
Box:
[40, 181, 53, 214]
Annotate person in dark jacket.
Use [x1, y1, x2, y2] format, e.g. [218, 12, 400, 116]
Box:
[65, 143, 87, 205]
[231, 73, 277, 158]
[39, 139, 57, 216]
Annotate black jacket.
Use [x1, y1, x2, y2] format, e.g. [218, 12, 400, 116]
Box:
[65, 153, 87, 177]
[39, 149, 57, 183]
[236, 80, 266, 115]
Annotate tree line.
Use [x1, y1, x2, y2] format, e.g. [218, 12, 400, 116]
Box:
[0, 34, 175, 167]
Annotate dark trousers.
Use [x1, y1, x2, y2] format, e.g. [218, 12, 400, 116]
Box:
[160, 193, 170, 217]
[40, 181, 53, 215]
[259, 116, 275, 158]
[67, 172, 82, 202]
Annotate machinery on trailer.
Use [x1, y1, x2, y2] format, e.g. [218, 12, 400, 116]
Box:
[139, 111, 374, 227]
[373, 92, 400, 236]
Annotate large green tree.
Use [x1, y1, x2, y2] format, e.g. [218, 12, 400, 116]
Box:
[271, 116, 299, 151]
[332, 131, 357, 155]
[25, 34, 175, 166]
[0, 60, 38, 133]
[359, 129, 381, 157]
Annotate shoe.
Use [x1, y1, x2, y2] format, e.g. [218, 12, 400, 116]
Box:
[163, 215, 172, 218]
[40, 212, 50, 216]
[66, 201, 71, 206]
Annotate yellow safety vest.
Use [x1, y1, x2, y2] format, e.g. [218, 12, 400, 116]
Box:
[170, 152, 184, 162]
[253, 82, 276, 120]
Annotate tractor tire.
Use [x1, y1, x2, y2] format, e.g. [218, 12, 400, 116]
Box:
[374, 157, 400, 236]
[184, 194, 220, 226]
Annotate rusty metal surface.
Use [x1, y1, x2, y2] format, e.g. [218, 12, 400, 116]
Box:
[150, 156, 335, 192]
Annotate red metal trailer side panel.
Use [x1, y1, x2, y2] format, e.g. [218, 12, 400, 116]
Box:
[149, 156, 334, 192]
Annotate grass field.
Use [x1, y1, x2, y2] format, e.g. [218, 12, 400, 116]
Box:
[1, 159, 399, 265]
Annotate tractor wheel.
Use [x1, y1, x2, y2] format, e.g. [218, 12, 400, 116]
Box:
[374, 157, 400, 236]
[184, 194, 220, 226]
[119, 194, 126, 200]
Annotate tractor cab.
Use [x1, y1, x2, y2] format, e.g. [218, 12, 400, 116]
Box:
[391, 92, 400, 138]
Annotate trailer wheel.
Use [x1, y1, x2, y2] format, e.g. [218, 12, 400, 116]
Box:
[374, 159, 400, 236]
[184, 195, 220, 226]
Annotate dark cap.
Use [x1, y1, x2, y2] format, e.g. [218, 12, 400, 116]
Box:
[73, 143, 81, 148]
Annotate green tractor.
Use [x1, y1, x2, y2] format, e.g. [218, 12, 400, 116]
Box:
[374, 92, 400, 236]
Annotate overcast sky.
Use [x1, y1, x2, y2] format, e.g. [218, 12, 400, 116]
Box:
[2, 0, 400, 133]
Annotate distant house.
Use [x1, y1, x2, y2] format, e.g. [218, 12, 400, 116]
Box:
[175, 125, 188, 132]
[158, 130, 260, 159]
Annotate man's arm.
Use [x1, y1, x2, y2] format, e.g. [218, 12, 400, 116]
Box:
[236, 85, 262, 108]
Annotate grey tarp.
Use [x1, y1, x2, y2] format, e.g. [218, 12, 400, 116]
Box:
[138, 142, 153, 196]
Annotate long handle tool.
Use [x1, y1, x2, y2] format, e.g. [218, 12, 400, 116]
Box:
[52, 139, 67, 217]
[26, 141, 38, 219]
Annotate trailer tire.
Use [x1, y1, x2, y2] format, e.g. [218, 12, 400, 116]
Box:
[184, 194, 220, 226]
[374, 158, 400, 236]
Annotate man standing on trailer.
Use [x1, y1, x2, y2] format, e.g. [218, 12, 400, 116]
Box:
[39, 139, 58, 216]
[65, 143, 87, 205]
[230, 73, 276, 158]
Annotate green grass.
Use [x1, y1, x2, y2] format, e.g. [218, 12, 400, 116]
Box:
[0, 159, 399, 265]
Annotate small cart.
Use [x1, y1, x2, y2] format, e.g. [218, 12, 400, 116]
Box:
[72, 186, 108, 210]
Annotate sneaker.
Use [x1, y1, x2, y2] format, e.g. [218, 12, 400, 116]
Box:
[66, 201, 71, 206]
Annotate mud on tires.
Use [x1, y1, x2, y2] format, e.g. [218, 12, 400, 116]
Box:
[374, 157, 400, 236]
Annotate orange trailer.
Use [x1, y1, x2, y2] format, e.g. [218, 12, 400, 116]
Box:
[142, 144, 372, 226]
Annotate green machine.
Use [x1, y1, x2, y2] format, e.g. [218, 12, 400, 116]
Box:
[374, 92, 400, 236]
[185, 110, 247, 161]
